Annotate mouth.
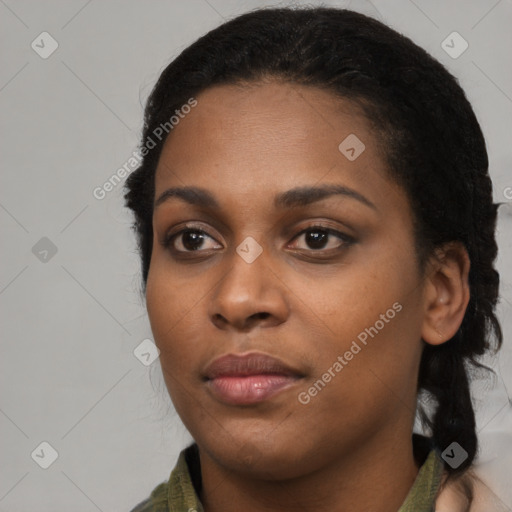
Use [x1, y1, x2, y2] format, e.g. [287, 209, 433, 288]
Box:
[203, 352, 304, 406]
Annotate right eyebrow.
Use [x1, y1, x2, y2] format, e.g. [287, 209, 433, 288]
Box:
[154, 186, 220, 209]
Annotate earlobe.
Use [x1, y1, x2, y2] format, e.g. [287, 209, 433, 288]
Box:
[421, 242, 471, 346]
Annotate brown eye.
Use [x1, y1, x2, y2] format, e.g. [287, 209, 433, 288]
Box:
[303, 229, 330, 250]
[177, 230, 207, 251]
[289, 226, 354, 252]
[163, 228, 222, 253]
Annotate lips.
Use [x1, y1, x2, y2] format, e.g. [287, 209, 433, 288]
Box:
[203, 352, 303, 405]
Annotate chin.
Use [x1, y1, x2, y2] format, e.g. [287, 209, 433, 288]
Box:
[197, 426, 322, 481]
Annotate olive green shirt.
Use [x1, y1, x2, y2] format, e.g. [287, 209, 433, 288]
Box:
[130, 436, 444, 512]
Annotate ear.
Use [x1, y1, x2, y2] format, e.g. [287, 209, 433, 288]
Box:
[421, 241, 470, 346]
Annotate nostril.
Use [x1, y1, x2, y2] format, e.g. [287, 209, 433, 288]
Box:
[252, 312, 270, 321]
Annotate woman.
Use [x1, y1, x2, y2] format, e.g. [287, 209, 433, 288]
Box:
[124, 6, 504, 511]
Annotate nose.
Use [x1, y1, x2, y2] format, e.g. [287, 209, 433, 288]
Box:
[208, 247, 289, 332]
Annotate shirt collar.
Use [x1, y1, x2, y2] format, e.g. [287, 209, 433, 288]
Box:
[159, 436, 444, 512]
[398, 447, 444, 511]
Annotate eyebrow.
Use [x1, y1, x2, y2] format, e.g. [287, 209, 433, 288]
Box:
[154, 184, 377, 211]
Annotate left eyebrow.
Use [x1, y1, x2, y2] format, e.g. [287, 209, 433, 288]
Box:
[154, 184, 377, 211]
[274, 184, 377, 211]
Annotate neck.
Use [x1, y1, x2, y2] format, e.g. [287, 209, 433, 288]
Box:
[199, 426, 420, 512]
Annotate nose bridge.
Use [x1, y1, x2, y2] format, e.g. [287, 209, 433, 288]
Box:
[208, 239, 288, 330]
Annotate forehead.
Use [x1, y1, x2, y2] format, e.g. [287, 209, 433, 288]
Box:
[154, 81, 399, 210]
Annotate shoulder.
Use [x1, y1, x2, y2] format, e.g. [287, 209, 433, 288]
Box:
[129, 496, 152, 512]
[128, 444, 200, 512]
[129, 481, 169, 512]
[435, 469, 509, 512]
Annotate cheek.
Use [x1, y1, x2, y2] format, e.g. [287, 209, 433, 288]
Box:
[297, 252, 418, 342]
[295, 303, 422, 442]
[145, 274, 198, 412]
[146, 271, 175, 343]
[145, 260, 218, 386]
[295, 245, 423, 392]
[146, 249, 207, 331]
[145, 266, 195, 363]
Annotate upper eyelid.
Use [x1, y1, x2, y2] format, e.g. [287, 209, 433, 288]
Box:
[167, 222, 348, 237]
[164, 224, 216, 244]
[288, 226, 354, 246]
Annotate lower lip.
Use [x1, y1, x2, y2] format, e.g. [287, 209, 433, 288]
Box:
[206, 374, 299, 405]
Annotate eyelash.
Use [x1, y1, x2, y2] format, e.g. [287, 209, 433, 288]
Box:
[161, 222, 355, 258]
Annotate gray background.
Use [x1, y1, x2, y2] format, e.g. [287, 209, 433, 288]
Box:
[1, 0, 511, 510]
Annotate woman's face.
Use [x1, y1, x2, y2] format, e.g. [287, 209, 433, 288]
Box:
[146, 81, 428, 478]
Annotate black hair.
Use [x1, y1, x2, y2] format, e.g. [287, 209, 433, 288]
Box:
[124, 6, 502, 478]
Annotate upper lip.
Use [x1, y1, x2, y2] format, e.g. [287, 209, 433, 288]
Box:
[203, 352, 304, 380]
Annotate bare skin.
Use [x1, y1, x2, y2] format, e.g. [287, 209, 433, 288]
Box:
[145, 80, 470, 512]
